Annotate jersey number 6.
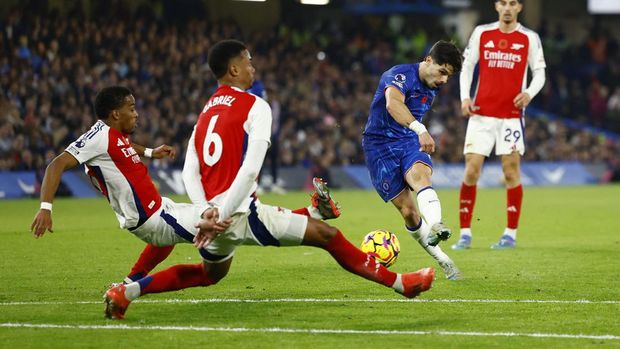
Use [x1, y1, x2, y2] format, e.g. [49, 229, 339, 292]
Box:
[203, 115, 223, 166]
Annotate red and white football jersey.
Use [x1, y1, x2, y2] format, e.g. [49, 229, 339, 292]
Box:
[65, 120, 162, 229]
[463, 22, 546, 118]
[184, 85, 271, 213]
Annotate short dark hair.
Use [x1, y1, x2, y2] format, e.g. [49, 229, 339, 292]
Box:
[208, 40, 247, 79]
[428, 40, 462, 74]
[94, 86, 132, 119]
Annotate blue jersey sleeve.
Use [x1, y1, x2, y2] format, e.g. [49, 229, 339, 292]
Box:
[382, 65, 414, 97]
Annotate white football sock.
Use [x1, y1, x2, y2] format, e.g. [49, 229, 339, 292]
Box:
[406, 220, 423, 240]
[424, 244, 452, 265]
[503, 228, 517, 240]
[417, 187, 442, 226]
[408, 220, 452, 264]
[391, 274, 404, 293]
[460, 228, 472, 238]
[307, 205, 323, 220]
[124, 282, 141, 301]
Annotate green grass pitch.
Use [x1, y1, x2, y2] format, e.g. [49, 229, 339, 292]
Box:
[1, 185, 619, 348]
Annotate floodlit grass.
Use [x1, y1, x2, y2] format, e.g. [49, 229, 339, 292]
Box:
[1, 185, 619, 348]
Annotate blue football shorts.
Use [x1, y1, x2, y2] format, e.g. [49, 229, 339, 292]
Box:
[362, 137, 433, 202]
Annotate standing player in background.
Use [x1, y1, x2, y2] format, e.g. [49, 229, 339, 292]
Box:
[103, 40, 435, 319]
[453, 0, 546, 250]
[362, 41, 462, 280]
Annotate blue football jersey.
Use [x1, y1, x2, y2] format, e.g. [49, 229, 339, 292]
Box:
[363, 63, 438, 141]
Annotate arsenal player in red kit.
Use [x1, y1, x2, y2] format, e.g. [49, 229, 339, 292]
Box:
[103, 40, 435, 319]
[453, 0, 546, 250]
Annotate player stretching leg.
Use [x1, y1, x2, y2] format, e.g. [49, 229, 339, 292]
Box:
[362, 41, 462, 280]
[453, 0, 546, 250]
[121, 176, 341, 284]
[104, 40, 434, 319]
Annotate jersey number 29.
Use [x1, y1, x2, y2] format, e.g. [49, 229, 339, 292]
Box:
[203, 115, 222, 166]
[504, 128, 521, 144]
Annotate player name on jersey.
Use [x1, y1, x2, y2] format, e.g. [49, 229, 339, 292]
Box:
[202, 95, 236, 113]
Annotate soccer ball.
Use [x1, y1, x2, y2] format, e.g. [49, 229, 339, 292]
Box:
[360, 229, 401, 268]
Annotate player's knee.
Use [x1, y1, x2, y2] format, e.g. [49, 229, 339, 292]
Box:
[303, 219, 339, 247]
[317, 223, 338, 243]
[201, 262, 230, 285]
[308, 221, 338, 246]
[204, 273, 225, 286]
[210, 269, 228, 284]
[464, 166, 481, 182]
[409, 170, 432, 188]
[503, 169, 520, 183]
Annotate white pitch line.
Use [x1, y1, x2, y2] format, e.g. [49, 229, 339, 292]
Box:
[1, 323, 619, 341]
[0, 298, 619, 306]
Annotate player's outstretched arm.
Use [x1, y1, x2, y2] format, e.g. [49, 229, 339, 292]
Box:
[151, 144, 176, 159]
[131, 143, 176, 160]
[30, 152, 79, 238]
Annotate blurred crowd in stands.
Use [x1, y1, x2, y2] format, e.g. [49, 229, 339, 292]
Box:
[1, 4, 619, 182]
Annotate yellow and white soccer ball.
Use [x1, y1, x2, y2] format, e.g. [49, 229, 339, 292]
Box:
[360, 229, 401, 268]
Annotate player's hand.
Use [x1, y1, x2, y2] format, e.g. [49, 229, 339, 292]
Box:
[193, 208, 232, 249]
[461, 98, 479, 117]
[418, 132, 435, 154]
[513, 92, 531, 109]
[152, 144, 176, 160]
[30, 209, 53, 238]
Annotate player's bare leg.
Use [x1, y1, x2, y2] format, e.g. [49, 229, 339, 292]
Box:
[302, 218, 434, 298]
[492, 152, 522, 249]
[454, 153, 485, 250]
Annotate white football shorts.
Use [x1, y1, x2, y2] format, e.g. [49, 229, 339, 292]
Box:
[201, 200, 308, 263]
[130, 197, 206, 247]
[463, 115, 525, 156]
[130, 198, 308, 264]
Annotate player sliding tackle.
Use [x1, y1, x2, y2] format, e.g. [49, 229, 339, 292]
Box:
[101, 40, 435, 319]
[28, 85, 348, 319]
[119, 176, 341, 285]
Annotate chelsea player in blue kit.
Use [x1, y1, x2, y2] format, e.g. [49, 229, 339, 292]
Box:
[363, 41, 463, 280]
